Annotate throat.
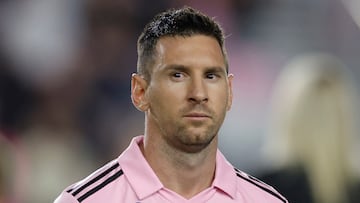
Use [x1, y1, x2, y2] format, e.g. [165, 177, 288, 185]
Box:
[152, 140, 217, 198]
[142, 133, 218, 199]
[161, 157, 216, 199]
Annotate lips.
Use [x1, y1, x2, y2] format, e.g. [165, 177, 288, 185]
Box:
[183, 112, 211, 118]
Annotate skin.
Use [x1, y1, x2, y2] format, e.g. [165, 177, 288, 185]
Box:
[131, 35, 233, 199]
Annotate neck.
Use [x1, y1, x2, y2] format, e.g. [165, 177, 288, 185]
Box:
[141, 134, 217, 199]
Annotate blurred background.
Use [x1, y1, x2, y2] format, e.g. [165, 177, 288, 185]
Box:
[1, 0, 360, 202]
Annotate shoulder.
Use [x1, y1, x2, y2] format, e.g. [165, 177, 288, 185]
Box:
[54, 159, 126, 203]
[234, 168, 288, 203]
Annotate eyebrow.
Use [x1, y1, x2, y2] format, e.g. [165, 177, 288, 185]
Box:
[163, 64, 226, 74]
[163, 64, 188, 72]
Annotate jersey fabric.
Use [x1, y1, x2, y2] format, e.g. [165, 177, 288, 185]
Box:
[54, 136, 288, 203]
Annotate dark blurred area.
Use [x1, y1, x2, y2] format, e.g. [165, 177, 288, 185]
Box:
[1, 0, 360, 202]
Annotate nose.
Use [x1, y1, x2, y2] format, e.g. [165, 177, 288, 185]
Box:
[188, 77, 208, 104]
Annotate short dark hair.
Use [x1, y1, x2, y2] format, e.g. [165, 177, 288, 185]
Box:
[137, 6, 228, 81]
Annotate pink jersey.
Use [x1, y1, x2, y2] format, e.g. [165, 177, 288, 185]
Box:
[54, 136, 287, 203]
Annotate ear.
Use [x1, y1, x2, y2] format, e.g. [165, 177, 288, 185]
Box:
[131, 73, 149, 112]
[226, 73, 234, 111]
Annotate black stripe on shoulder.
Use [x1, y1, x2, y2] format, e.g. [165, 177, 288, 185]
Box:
[234, 168, 287, 203]
[78, 169, 124, 202]
[69, 162, 120, 196]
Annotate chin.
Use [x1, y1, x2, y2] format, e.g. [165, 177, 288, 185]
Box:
[181, 144, 209, 153]
[179, 133, 216, 153]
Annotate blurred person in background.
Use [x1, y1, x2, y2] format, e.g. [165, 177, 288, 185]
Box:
[259, 53, 360, 203]
[54, 6, 288, 203]
[0, 0, 98, 202]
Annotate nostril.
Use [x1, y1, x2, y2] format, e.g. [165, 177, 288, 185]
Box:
[188, 97, 208, 104]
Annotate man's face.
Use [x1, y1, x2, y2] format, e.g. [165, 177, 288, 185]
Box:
[142, 35, 233, 153]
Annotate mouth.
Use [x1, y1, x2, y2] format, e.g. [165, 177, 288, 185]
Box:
[183, 112, 211, 120]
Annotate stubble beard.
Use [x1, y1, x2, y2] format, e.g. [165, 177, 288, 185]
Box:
[152, 102, 227, 153]
[162, 117, 222, 154]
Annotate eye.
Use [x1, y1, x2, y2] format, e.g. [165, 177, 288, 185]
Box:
[170, 72, 186, 81]
[173, 72, 183, 78]
[206, 73, 218, 80]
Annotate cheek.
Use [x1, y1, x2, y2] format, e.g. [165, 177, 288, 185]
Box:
[159, 81, 188, 100]
[149, 85, 181, 114]
[211, 85, 230, 102]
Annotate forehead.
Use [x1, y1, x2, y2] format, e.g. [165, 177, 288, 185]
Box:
[154, 35, 226, 70]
